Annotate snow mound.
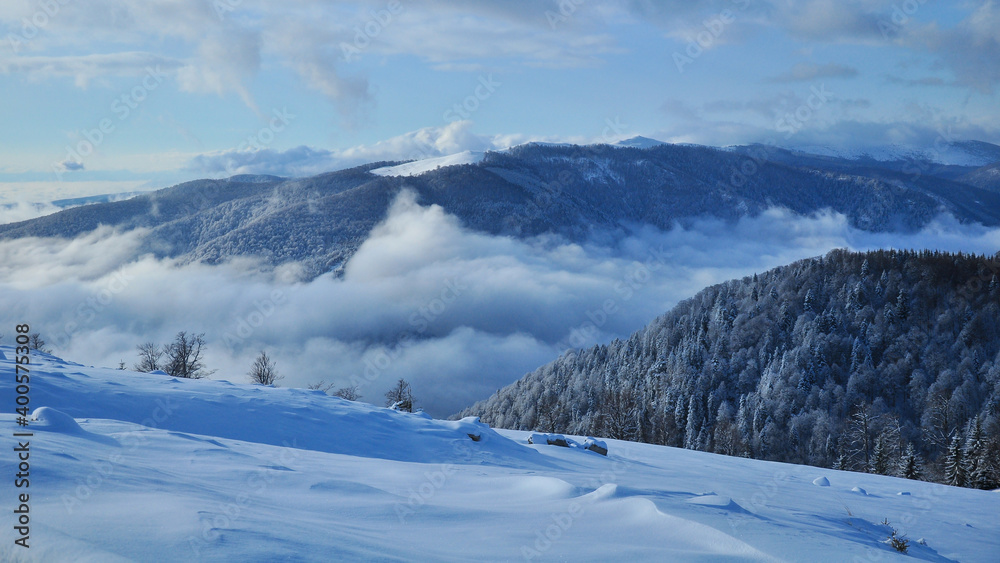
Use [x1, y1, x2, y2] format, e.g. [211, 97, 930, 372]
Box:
[584, 483, 620, 501]
[503, 476, 579, 500]
[529, 432, 570, 447]
[31, 407, 118, 445]
[851, 486, 868, 495]
[813, 476, 831, 487]
[528, 433, 608, 455]
[685, 493, 748, 513]
[581, 437, 608, 455]
[370, 151, 484, 177]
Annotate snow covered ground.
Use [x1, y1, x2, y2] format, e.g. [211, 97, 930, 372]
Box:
[369, 151, 485, 177]
[2, 347, 998, 562]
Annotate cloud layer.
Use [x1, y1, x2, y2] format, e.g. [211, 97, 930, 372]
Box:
[3, 189, 1000, 417]
[3, 1, 997, 117]
[184, 120, 541, 177]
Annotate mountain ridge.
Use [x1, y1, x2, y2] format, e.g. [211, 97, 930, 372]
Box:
[2, 142, 1000, 279]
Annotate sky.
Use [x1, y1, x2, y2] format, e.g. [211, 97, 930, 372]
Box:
[3, 1, 1000, 415]
[1, 0, 999, 203]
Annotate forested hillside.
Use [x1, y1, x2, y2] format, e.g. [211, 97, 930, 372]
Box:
[459, 249, 1000, 489]
[4, 143, 1000, 279]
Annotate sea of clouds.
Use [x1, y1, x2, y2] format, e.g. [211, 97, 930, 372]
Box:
[3, 189, 1000, 416]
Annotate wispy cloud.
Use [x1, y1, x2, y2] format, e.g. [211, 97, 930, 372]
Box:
[184, 120, 542, 177]
[0, 52, 183, 88]
[885, 75, 947, 87]
[767, 62, 859, 83]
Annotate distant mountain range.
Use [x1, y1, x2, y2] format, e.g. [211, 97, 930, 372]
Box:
[3, 140, 1000, 278]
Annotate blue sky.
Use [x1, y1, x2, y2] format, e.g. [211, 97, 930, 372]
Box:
[1, 0, 999, 204]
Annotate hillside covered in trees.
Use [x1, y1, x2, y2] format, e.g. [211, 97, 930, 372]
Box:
[4, 142, 1000, 279]
[459, 249, 1000, 489]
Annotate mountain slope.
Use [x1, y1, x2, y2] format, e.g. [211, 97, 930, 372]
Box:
[782, 140, 1000, 168]
[1, 347, 998, 561]
[458, 249, 1000, 489]
[4, 143, 1000, 279]
[961, 162, 1000, 192]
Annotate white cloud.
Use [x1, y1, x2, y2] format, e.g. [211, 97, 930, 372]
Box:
[0, 52, 183, 88]
[5, 189, 1000, 416]
[184, 120, 538, 177]
[0, 201, 62, 224]
[908, 1, 1000, 94]
[175, 31, 262, 111]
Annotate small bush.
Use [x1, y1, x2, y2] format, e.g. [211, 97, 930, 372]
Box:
[884, 522, 909, 554]
[889, 533, 909, 554]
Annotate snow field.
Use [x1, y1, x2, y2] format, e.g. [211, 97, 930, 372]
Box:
[1, 347, 998, 561]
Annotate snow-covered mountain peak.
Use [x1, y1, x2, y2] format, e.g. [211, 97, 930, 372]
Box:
[369, 150, 485, 177]
[614, 136, 668, 149]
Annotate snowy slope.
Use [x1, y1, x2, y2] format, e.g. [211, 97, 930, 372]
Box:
[790, 142, 1000, 167]
[1, 347, 998, 562]
[369, 151, 484, 177]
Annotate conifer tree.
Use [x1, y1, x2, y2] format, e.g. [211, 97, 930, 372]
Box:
[898, 443, 922, 480]
[945, 435, 967, 487]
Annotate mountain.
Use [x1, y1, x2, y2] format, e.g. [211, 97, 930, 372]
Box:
[2, 346, 998, 561]
[458, 249, 1000, 490]
[3, 142, 1000, 278]
[614, 135, 668, 149]
[961, 162, 1000, 192]
[785, 140, 1000, 168]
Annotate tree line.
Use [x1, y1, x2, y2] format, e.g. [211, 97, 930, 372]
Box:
[460, 249, 1000, 490]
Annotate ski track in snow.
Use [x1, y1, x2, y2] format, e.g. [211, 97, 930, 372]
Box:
[1, 347, 997, 562]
